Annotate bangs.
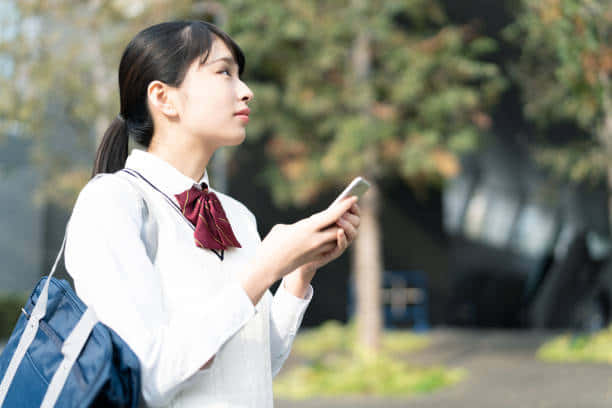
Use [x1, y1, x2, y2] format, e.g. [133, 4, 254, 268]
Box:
[178, 21, 245, 78]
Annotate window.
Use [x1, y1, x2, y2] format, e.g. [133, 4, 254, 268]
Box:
[463, 187, 489, 240]
[481, 193, 520, 248]
[512, 204, 557, 257]
[443, 175, 473, 234]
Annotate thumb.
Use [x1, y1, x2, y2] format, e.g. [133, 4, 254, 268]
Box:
[315, 196, 358, 231]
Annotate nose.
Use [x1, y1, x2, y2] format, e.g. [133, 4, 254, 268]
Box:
[238, 80, 254, 103]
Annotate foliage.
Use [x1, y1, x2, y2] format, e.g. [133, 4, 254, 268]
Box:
[273, 353, 464, 399]
[292, 319, 429, 358]
[1, 1, 136, 207]
[273, 320, 465, 399]
[0, 292, 29, 340]
[226, 0, 506, 205]
[0, 1, 198, 208]
[504, 0, 612, 183]
[0, 0, 505, 209]
[537, 326, 612, 363]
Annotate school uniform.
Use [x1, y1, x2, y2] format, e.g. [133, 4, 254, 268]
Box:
[64, 148, 313, 407]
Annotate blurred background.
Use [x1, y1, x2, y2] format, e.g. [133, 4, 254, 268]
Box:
[0, 0, 611, 406]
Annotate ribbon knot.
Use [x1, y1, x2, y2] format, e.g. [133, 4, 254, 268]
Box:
[174, 182, 241, 251]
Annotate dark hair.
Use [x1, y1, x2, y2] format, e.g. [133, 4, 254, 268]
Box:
[91, 20, 245, 177]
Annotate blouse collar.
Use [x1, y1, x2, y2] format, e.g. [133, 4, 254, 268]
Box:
[123, 148, 211, 202]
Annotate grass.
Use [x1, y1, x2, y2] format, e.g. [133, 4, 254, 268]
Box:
[290, 320, 430, 359]
[273, 320, 465, 399]
[537, 326, 612, 364]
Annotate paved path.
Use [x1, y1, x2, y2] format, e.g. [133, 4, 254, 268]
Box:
[4, 330, 612, 407]
[275, 328, 612, 407]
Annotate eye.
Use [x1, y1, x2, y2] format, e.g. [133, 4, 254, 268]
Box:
[219, 67, 232, 77]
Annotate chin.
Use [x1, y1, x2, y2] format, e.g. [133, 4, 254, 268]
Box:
[227, 131, 247, 146]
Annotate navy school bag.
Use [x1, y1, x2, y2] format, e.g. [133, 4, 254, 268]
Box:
[0, 170, 157, 407]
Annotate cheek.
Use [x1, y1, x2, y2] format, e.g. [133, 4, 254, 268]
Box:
[182, 90, 214, 118]
[179, 80, 234, 129]
[188, 83, 226, 113]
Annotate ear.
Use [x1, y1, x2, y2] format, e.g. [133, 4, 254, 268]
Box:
[147, 80, 178, 119]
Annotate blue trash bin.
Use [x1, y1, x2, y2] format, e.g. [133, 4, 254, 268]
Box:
[347, 270, 429, 331]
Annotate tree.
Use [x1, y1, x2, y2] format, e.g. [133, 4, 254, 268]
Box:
[225, 0, 506, 353]
[0, 0, 187, 208]
[504, 0, 612, 226]
[1, 0, 506, 353]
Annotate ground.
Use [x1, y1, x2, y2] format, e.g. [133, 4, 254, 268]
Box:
[275, 328, 612, 407]
[3, 328, 611, 406]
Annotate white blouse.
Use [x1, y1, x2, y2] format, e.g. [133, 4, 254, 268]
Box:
[64, 148, 313, 408]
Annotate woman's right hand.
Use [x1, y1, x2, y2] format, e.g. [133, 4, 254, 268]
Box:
[254, 196, 358, 284]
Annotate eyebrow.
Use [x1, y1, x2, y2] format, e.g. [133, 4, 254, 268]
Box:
[205, 56, 238, 68]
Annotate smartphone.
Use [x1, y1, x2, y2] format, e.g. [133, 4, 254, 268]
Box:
[328, 176, 371, 208]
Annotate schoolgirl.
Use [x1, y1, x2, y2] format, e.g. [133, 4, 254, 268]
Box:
[64, 20, 361, 407]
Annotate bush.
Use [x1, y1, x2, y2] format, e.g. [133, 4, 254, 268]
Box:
[274, 320, 465, 399]
[0, 293, 29, 341]
[291, 320, 430, 358]
[537, 327, 612, 363]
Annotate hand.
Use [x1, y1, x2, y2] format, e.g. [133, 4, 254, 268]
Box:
[283, 201, 361, 299]
[302, 201, 361, 272]
[252, 196, 359, 285]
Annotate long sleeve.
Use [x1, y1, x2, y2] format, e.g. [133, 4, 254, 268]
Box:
[269, 278, 313, 377]
[64, 175, 257, 407]
[244, 209, 314, 378]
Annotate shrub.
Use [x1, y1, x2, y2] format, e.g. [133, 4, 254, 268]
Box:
[274, 320, 465, 399]
[0, 293, 29, 341]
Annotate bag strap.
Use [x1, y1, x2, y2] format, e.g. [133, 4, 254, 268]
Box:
[34, 170, 157, 320]
[0, 171, 158, 406]
[119, 168, 195, 232]
[119, 168, 225, 261]
[40, 307, 99, 408]
[0, 172, 108, 405]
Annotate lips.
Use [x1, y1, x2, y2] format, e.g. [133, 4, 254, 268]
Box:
[235, 108, 250, 116]
[235, 108, 250, 124]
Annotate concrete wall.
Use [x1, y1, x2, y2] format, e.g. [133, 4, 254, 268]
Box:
[0, 135, 43, 293]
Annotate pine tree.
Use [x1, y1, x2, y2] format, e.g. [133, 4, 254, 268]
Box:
[1, 0, 506, 353]
[505, 0, 612, 227]
[225, 0, 506, 352]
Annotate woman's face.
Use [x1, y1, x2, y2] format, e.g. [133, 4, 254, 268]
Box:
[174, 36, 253, 149]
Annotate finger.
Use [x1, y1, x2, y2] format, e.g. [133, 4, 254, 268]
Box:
[349, 203, 361, 217]
[338, 228, 348, 249]
[341, 212, 360, 229]
[318, 241, 337, 254]
[319, 231, 344, 258]
[330, 230, 348, 257]
[314, 196, 358, 230]
[336, 218, 357, 242]
[316, 227, 342, 246]
[320, 231, 349, 262]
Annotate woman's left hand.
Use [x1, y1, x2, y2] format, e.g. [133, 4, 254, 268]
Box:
[292, 201, 361, 279]
[319, 201, 361, 267]
[282, 201, 361, 298]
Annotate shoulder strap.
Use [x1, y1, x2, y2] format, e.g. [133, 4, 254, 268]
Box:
[39, 171, 159, 306]
[0, 173, 107, 405]
[114, 169, 159, 262]
[119, 168, 224, 261]
[119, 168, 195, 232]
[0, 172, 161, 406]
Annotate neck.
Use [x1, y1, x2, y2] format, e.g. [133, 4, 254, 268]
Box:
[147, 132, 214, 182]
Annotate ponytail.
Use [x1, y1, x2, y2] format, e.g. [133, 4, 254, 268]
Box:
[91, 114, 129, 178]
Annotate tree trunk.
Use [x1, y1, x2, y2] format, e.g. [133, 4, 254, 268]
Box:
[598, 73, 612, 234]
[603, 112, 612, 234]
[349, 10, 383, 354]
[351, 180, 383, 353]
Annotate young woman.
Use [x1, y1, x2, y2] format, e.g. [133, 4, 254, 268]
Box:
[64, 20, 361, 407]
